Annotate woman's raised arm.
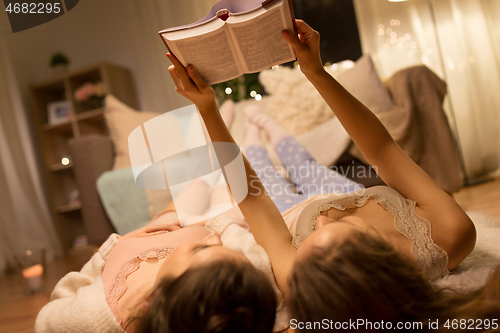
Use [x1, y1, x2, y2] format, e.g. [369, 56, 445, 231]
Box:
[282, 20, 475, 268]
[166, 54, 296, 292]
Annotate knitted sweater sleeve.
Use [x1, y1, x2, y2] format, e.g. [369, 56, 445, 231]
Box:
[34, 234, 123, 333]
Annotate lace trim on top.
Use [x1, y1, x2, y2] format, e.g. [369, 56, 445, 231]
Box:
[106, 247, 174, 324]
[297, 191, 449, 281]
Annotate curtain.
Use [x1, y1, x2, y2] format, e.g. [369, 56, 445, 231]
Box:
[0, 34, 62, 275]
[353, 0, 500, 182]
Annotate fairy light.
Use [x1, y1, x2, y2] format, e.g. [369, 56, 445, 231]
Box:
[250, 90, 257, 98]
[255, 94, 262, 101]
[341, 60, 355, 69]
[225, 87, 232, 95]
[61, 156, 70, 166]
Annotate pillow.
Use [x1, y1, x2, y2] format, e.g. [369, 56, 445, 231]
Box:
[258, 54, 395, 136]
[336, 54, 395, 114]
[259, 66, 333, 136]
[296, 116, 351, 167]
[104, 95, 184, 218]
[97, 168, 151, 235]
[104, 95, 160, 170]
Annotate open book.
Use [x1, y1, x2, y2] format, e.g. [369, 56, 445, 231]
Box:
[159, 0, 297, 85]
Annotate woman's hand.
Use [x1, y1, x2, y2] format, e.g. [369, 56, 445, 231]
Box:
[166, 53, 217, 112]
[120, 223, 181, 241]
[282, 19, 324, 78]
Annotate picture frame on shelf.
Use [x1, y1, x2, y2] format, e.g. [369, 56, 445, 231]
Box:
[47, 100, 72, 125]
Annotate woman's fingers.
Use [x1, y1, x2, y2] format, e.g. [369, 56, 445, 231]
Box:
[166, 53, 197, 92]
[295, 19, 314, 34]
[166, 53, 216, 110]
[187, 65, 209, 91]
[282, 19, 319, 53]
[168, 65, 183, 89]
[282, 29, 305, 53]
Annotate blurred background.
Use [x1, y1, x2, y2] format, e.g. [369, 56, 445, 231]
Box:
[0, 2, 499, 331]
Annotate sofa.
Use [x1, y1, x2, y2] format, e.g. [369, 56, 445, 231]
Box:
[68, 57, 461, 244]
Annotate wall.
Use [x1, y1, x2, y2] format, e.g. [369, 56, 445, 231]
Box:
[0, 0, 219, 117]
[0, 0, 219, 221]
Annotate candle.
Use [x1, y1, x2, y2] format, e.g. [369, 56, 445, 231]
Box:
[22, 264, 44, 291]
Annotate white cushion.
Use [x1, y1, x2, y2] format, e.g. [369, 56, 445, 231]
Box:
[258, 54, 395, 136]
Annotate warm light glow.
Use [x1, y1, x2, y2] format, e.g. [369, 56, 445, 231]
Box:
[22, 264, 43, 278]
[341, 60, 355, 69]
[225, 87, 232, 95]
[22, 264, 44, 291]
[61, 157, 70, 166]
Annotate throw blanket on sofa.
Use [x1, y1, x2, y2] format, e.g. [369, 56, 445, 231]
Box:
[349, 65, 462, 193]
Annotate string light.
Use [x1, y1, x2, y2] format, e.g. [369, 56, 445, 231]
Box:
[255, 94, 262, 101]
[341, 60, 355, 69]
[250, 90, 257, 98]
[225, 87, 232, 94]
[61, 156, 70, 166]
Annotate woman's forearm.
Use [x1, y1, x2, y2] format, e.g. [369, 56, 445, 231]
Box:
[166, 54, 296, 286]
[306, 70, 394, 165]
[198, 106, 293, 245]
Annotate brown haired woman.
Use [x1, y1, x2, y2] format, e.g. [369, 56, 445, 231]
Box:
[35, 192, 277, 333]
[165, 18, 498, 332]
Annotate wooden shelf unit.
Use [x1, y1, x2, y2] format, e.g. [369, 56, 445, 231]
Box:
[30, 62, 138, 251]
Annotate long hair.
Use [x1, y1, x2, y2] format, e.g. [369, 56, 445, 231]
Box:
[288, 231, 500, 332]
[129, 259, 277, 333]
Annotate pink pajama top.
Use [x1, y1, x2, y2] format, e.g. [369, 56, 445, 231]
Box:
[101, 226, 211, 326]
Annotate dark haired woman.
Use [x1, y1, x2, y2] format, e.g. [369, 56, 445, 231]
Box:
[164, 17, 492, 331]
[35, 184, 277, 333]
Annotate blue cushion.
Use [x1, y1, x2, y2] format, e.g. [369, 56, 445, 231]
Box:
[97, 168, 150, 235]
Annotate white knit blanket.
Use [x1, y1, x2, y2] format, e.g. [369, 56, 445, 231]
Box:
[433, 211, 500, 292]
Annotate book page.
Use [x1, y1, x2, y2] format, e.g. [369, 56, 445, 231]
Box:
[166, 27, 244, 85]
[228, 5, 295, 73]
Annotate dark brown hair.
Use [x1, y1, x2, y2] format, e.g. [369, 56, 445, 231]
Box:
[288, 231, 500, 332]
[129, 259, 277, 333]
